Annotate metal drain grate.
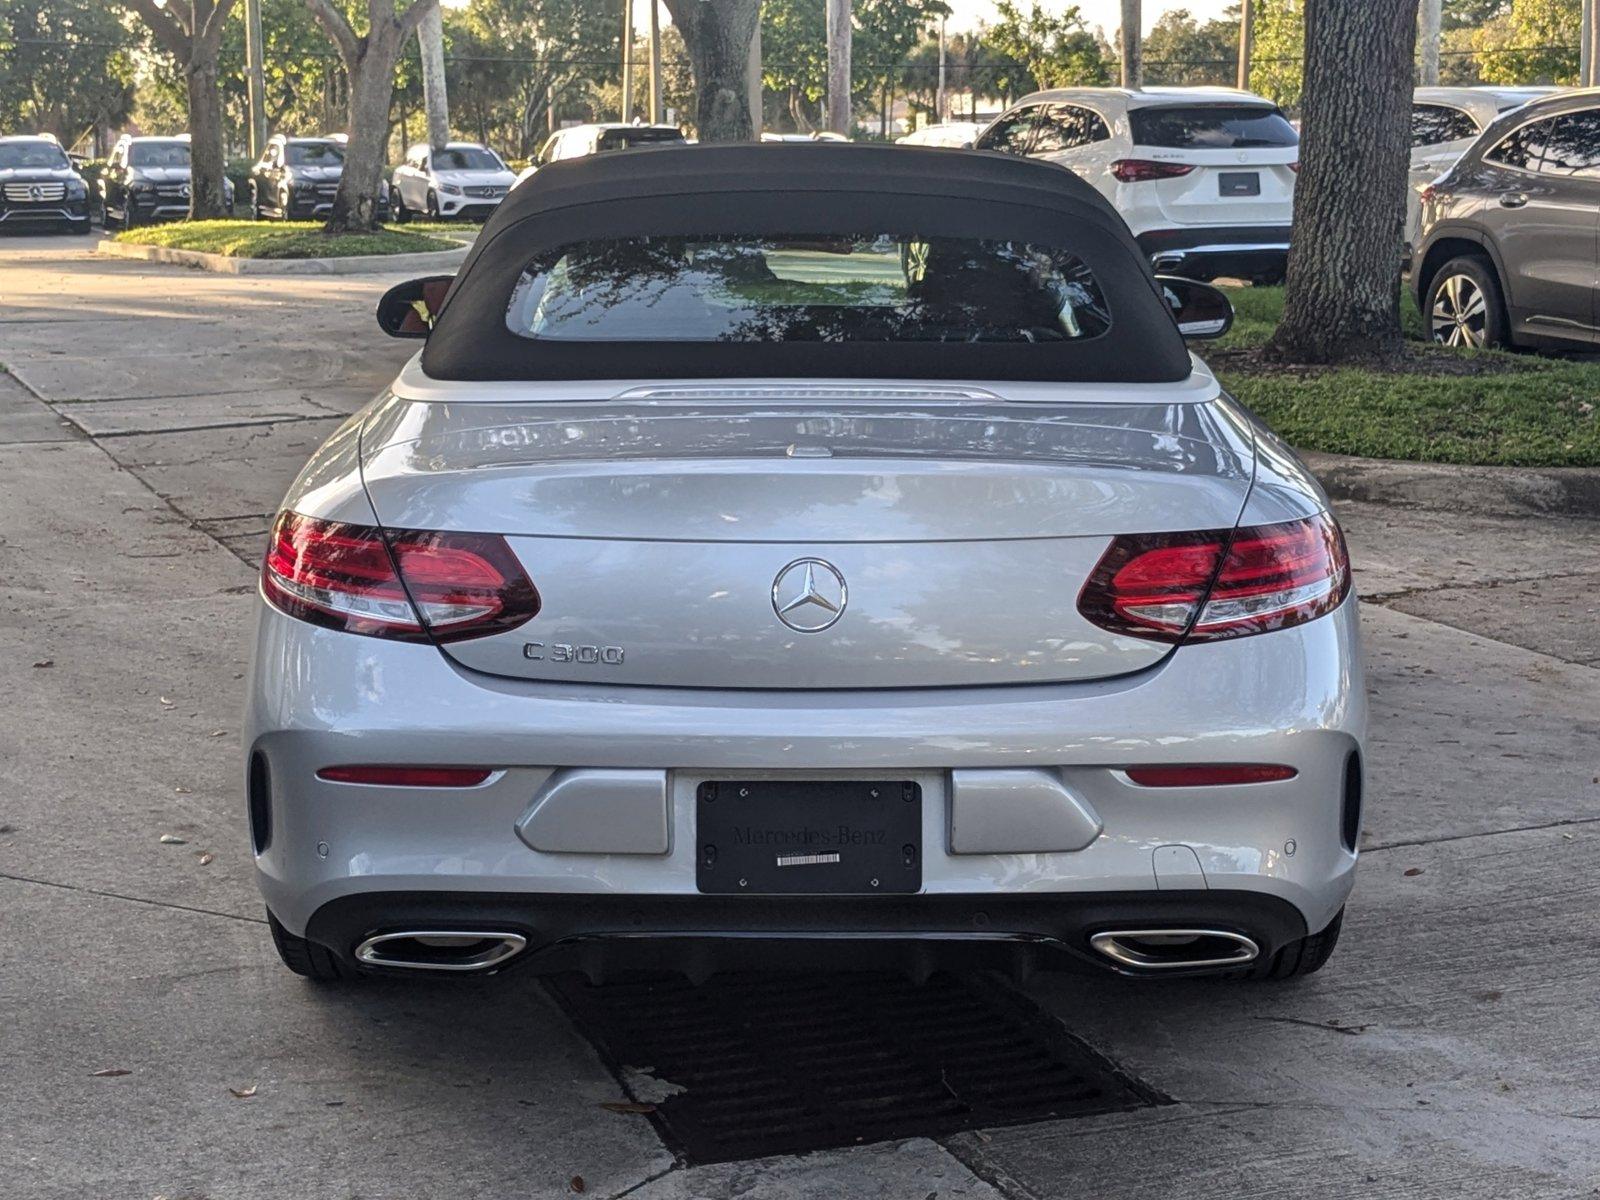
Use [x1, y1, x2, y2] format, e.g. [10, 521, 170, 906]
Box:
[547, 971, 1168, 1164]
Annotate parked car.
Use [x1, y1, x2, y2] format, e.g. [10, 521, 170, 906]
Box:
[512, 123, 687, 187]
[0, 134, 91, 234]
[1406, 86, 1560, 251]
[897, 122, 984, 148]
[389, 141, 516, 222]
[1414, 89, 1600, 350]
[100, 134, 235, 229]
[974, 86, 1299, 283]
[249, 134, 387, 221]
[249, 143, 1362, 985]
[760, 131, 849, 143]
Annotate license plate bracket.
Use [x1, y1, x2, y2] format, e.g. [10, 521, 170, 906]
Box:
[1219, 171, 1261, 197]
[696, 780, 922, 895]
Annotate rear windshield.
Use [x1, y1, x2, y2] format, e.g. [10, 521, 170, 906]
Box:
[597, 128, 686, 152]
[129, 142, 191, 168]
[1129, 105, 1297, 149]
[286, 142, 344, 166]
[434, 146, 502, 171]
[506, 234, 1111, 344]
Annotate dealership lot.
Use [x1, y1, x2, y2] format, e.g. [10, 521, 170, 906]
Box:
[2, 234, 1599, 1198]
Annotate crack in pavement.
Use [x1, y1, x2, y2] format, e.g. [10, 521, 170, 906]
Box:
[1363, 566, 1600, 606]
[1362, 813, 1600, 854]
[0, 870, 266, 926]
[93, 413, 339, 439]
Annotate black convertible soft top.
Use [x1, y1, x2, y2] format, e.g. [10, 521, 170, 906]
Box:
[421, 143, 1193, 384]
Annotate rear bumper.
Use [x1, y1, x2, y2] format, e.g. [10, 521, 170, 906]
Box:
[247, 590, 1366, 955]
[1136, 226, 1292, 279]
[304, 888, 1311, 979]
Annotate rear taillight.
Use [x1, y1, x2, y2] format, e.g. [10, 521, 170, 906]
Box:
[262, 511, 540, 642]
[1289, 161, 1301, 174]
[1077, 513, 1350, 643]
[1111, 159, 1195, 183]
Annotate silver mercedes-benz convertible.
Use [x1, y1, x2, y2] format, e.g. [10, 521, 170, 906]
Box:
[246, 144, 1364, 983]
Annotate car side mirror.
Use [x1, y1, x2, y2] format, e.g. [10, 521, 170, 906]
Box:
[1154, 275, 1234, 340]
[376, 275, 454, 338]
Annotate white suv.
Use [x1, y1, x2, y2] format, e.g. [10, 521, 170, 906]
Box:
[975, 87, 1298, 282]
[390, 141, 516, 221]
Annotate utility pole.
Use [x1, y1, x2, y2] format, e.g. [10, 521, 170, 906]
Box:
[1586, 0, 1595, 88]
[648, 0, 663, 124]
[826, 0, 852, 136]
[1236, 0, 1252, 91]
[1419, 0, 1441, 86]
[243, 0, 266, 160]
[1119, 0, 1141, 89]
[747, 20, 763, 136]
[419, 1, 449, 149]
[621, 0, 635, 122]
[936, 16, 947, 124]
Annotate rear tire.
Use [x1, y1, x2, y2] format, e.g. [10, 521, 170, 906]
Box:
[1246, 907, 1343, 981]
[426, 189, 441, 220]
[1424, 254, 1508, 349]
[268, 910, 357, 982]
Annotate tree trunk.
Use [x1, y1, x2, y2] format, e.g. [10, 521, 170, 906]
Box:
[661, 0, 759, 141]
[186, 57, 231, 219]
[1266, 0, 1420, 363]
[329, 46, 402, 232]
[419, 1, 450, 149]
[825, 0, 851, 136]
[1119, 0, 1141, 88]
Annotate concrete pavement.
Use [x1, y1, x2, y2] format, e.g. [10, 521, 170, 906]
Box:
[2, 234, 1598, 1199]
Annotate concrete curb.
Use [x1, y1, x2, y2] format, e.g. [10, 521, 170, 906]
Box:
[1303, 450, 1600, 520]
[95, 238, 468, 276]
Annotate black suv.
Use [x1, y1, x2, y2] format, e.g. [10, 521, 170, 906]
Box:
[250, 135, 387, 221]
[0, 135, 90, 234]
[101, 135, 235, 229]
[1414, 90, 1600, 350]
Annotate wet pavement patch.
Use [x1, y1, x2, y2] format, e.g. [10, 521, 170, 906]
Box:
[547, 971, 1168, 1164]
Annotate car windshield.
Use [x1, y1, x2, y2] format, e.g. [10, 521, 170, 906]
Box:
[596, 128, 686, 152]
[286, 143, 344, 167]
[507, 233, 1111, 343]
[433, 147, 502, 171]
[129, 142, 191, 168]
[1130, 105, 1298, 149]
[0, 142, 70, 171]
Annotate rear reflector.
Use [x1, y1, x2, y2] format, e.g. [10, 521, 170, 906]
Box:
[1077, 513, 1350, 643]
[1112, 159, 1196, 183]
[263, 511, 540, 642]
[1125, 764, 1297, 787]
[317, 765, 494, 787]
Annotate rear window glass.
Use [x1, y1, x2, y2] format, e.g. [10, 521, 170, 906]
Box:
[506, 234, 1111, 344]
[1411, 104, 1480, 147]
[1129, 105, 1298, 149]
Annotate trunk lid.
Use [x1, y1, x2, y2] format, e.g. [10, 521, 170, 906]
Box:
[359, 378, 1255, 689]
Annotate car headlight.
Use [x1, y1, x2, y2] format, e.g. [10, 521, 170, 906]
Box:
[440, 183, 462, 195]
[66, 179, 87, 199]
[129, 180, 154, 194]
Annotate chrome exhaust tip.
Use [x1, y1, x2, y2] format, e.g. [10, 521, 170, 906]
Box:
[1150, 252, 1186, 271]
[1089, 929, 1259, 971]
[354, 930, 528, 972]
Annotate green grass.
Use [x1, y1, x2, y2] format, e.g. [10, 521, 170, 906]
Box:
[113, 220, 456, 259]
[1211, 285, 1600, 468]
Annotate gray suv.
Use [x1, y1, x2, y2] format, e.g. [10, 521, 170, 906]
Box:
[1413, 90, 1600, 350]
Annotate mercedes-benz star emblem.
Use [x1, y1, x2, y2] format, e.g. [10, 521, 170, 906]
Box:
[28, 185, 42, 201]
[771, 558, 847, 633]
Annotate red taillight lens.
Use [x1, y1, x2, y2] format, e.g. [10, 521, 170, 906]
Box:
[1125, 764, 1298, 787]
[1289, 161, 1301, 174]
[262, 512, 540, 642]
[1111, 159, 1196, 183]
[1078, 513, 1350, 643]
[317, 765, 494, 787]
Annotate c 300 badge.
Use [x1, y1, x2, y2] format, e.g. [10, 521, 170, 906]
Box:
[523, 641, 625, 665]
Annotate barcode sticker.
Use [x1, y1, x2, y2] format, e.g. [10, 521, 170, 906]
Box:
[775, 852, 841, 868]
